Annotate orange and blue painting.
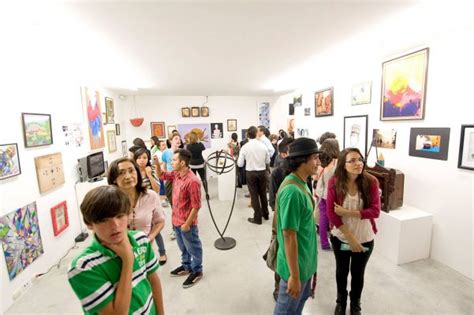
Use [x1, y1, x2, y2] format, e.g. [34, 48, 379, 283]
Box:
[381, 48, 429, 121]
[82, 88, 105, 150]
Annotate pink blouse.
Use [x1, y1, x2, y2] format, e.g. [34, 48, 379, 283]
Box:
[129, 190, 165, 235]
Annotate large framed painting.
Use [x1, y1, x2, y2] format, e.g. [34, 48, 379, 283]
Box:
[381, 48, 429, 121]
[81, 87, 105, 150]
[177, 124, 210, 148]
[107, 130, 117, 153]
[409, 127, 450, 160]
[105, 97, 115, 124]
[0, 143, 21, 180]
[352, 81, 372, 105]
[21, 113, 53, 148]
[35, 152, 65, 193]
[314, 87, 334, 117]
[344, 115, 368, 157]
[458, 125, 474, 170]
[150, 122, 166, 138]
[51, 201, 69, 237]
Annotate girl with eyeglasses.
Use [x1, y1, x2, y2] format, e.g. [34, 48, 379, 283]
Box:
[327, 148, 381, 315]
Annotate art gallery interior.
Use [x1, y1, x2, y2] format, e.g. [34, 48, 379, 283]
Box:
[0, 1, 473, 314]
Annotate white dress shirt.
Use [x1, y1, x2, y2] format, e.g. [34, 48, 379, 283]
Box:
[237, 139, 270, 171]
[259, 135, 275, 158]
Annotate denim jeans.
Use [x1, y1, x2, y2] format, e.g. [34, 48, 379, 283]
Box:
[154, 233, 166, 256]
[274, 278, 312, 315]
[174, 225, 203, 273]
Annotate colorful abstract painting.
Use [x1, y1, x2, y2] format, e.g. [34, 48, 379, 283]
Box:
[82, 87, 105, 150]
[0, 143, 21, 180]
[177, 123, 210, 148]
[381, 48, 429, 121]
[21, 113, 53, 148]
[0, 202, 44, 280]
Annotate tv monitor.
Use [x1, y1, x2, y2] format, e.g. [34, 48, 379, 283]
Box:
[77, 151, 105, 182]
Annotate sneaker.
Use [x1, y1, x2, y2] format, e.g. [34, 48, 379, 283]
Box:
[159, 255, 167, 266]
[169, 230, 176, 240]
[170, 266, 190, 277]
[182, 272, 203, 288]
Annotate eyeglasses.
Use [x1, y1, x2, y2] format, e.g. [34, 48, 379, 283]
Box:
[345, 158, 365, 165]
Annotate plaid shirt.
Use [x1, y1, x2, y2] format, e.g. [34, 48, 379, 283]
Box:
[160, 170, 201, 226]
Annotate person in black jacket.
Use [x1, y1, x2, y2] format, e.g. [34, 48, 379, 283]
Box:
[186, 131, 207, 191]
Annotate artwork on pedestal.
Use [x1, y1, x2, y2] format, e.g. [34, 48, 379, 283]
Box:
[21, 113, 53, 148]
[34, 152, 65, 193]
[105, 97, 115, 124]
[227, 119, 237, 132]
[81, 87, 105, 150]
[344, 115, 368, 157]
[191, 107, 200, 117]
[51, 201, 69, 236]
[409, 127, 450, 160]
[107, 130, 117, 153]
[181, 107, 190, 118]
[0, 201, 44, 280]
[211, 123, 224, 139]
[150, 122, 165, 138]
[314, 87, 334, 117]
[258, 102, 270, 128]
[351, 81, 372, 105]
[201, 106, 209, 117]
[177, 124, 210, 148]
[372, 129, 397, 149]
[381, 48, 429, 121]
[458, 125, 474, 170]
[0, 143, 21, 180]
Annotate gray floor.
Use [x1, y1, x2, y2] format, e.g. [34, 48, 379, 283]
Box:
[6, 178, 474, 315]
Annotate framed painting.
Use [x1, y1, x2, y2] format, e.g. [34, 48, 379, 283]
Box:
[177, 124, 210, 148]
[241, 129, 248, 141]
[352, 81, 372, 105]
[201, 106, 209, 117]
[150, 122, 165, 138]
[211, 122, 224, 139]
[107, 130, 117, 153]
[289, 103, 295, 116]
[258, 102, 270, 128]
[0, 143, 21, 180]
[344, 115, 368, 157]
[81, 87, 105, 150]
[21, 113, 53, 148]
[121, 140, 128, 157]
[51, 201, 69, 236]
[409, 127, 450, 160]
[115, 123, 120, 136]
[105, 97, 115, 124]
[381, 48, 429, 121]
[227, 119, 237, 132]
[191, 107, 200, 117]
[458, 125, 474, 170]
[167, 125, 177, 137]
[181, 107, 190, 118]
[304, 108, 311, 116]
[314, 87, 334, 117]
[293, 95, 302, 107]
[35, 152, 65, 193]
[372, 129, 397, 149]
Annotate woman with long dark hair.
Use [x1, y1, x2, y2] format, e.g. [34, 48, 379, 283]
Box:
[186, 131, 208, 191]
[327, 148, 380, 315]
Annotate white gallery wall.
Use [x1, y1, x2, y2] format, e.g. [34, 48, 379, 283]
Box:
[270, 4, 474, 279]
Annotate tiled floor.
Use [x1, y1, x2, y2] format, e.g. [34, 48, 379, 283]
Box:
[6, 179, 474, 314]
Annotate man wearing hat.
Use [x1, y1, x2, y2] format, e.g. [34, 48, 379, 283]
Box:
[274, 137, 320, 315]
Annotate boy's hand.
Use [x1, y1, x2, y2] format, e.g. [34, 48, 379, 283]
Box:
[103, 236, 134, 263]
[181, 223, 190, 232]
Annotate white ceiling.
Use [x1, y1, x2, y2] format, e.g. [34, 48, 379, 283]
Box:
[62, 1, 414, 96]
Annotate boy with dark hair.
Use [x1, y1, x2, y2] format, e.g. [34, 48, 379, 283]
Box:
[68, 185, 164, 315]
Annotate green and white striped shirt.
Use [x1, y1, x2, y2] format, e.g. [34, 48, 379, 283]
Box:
[68, 231, 159, 314]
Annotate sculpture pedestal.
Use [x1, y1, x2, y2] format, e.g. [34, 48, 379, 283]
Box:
[217, 170, 235, 201]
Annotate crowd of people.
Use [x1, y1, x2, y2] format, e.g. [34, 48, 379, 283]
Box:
[67, 126, 381, 315]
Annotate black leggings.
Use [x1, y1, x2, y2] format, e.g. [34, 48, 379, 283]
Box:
[191, 167, 208, 191]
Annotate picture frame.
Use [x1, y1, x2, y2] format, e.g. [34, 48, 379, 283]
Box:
[107, 130, 117, 153]
[372, 129, 397, 149]
[150, 122, 166, 138]
[211, 122, 224, 139]
[121, 140, 128, 157]
[50, 201, 69, 236]
[344, 115, 368, 157]
[351, 81, 372, 105]
[167, 125, 177, 137]
[191, 107, 200, 117]
[181, 107, 190, 118]
[21, 113, 53, 148]
[201, 106, 209, 117]
[227, 119, 237, 132]
[34, 152, 65, 193]
[81, 87, 105, 150]
[293, 95, 302, 107]
[0, 143, 21, 180]
[314, 87, 334, 117]
[115, 123, 120, 136]
[457, 125, 474, 170]
[105, 97, 115, 124]
[409, 127, 450, 160]
[289, 103, 295, 115]
[381, 48, 429, 121]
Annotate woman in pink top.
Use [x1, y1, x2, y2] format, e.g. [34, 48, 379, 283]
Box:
[108, 157, 167, 265]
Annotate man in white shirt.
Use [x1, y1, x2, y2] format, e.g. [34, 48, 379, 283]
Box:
[237, 126, 270, 225]
[257, 125, 275, 158]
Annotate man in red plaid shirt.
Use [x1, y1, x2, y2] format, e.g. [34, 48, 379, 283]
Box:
[155, 149, 203, 288]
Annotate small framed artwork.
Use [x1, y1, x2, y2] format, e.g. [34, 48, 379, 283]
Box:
[344, 115, 368, 157]
[458, 125, 474, 170]
[105, 97, 115, 124]
[0, 143, 21, 180]
[35, 152, 65, 193]
[409, 127, 450, 160]
[227, 119, 237, 132]
[22, 113, 53, 148]
[381, 48, 429, 121]
[115, 123, 120, 136]
[121, 140, 128, 157]
[167, 125, 177, 136]
[304, 108, 311, 116]
[191, 107, 200, 117]
[314, 87, 334, 117]
[211, 123, 224, 139]
[150, 122, 165, 138]
[51, 201, 69, 236]
[181, 107, 190, 117]
[201, 106, 209, 117]
[372, 129, 397, 149]
[107, 130, 117, 153]
[293, 95, 302, 107]
[351, 81, 372, 105]
[289, 103, 295, 115]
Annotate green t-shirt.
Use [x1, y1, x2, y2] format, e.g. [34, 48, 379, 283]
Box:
[68, 230, 159, 314]
[276, 174, 318, 282]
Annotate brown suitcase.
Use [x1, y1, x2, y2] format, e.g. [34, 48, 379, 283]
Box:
[365, 163, 404, 212]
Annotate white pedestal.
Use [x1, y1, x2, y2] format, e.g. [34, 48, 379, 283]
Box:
[375, 205, 433, 265]
[217, 170, 235, 201]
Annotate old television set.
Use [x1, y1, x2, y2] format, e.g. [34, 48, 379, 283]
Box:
[77, 151, 105, 182]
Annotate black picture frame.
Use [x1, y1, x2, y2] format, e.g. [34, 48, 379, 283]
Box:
[21, 113, 53, 148]
[409, 127, 450, 160]
[458, 125, 474, 170]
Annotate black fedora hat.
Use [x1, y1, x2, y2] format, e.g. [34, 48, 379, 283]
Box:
[288, 137, 322, 157]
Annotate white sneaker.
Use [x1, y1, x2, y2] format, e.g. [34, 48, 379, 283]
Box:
[169, 230, 176, 240]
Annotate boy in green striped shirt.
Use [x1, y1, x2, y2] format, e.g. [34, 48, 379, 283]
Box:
[68, 185, 164, 315]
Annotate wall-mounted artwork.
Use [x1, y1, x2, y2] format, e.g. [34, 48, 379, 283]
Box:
[458, 125, 474, 170]
[167, 125, 177, 137]
[297, 128, 309, 137]
[34, 152, 65, 193]
[181, 107, 190, 118]
[191, 107, 200, 117]
[81, 88, 105, 150]
[150, 122, 165, 138]
[0, 143, 21, 180]
[51, 201, 69, 236]
[227, 119, 237, 132]
[289, 103, 295, 116]
[0, 201, 44, 280]
[409, 127, 450, 160]
[241, 129, 248, 141]
[304, 108, 311, 116]
[211, 123, 224, 139]
[62, 123, 84, 147]
[107, 130, 117, 153]
[121, 140, 128, 157]
[105, 97, 115, 124]
[351, 81, 372, 105]
[201, 106, 209, 117]
[115, 123, 120, 136]
[372, 129, 397, 149]
[314, 87, 334, 117]
[293, 95, 302, 107]
[21, 113, 53, 148]
[258, 102, 270, 128]
[178, 124, 210, 148]
[344, 115, 368, 157]
[287, 118, 295, 134]
[381, 48, 429, 121]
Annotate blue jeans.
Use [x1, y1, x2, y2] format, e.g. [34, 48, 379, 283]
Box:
[274, 278, 312, 315]
[154, 233, 166, 256]
[174, 225, 203, 273]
